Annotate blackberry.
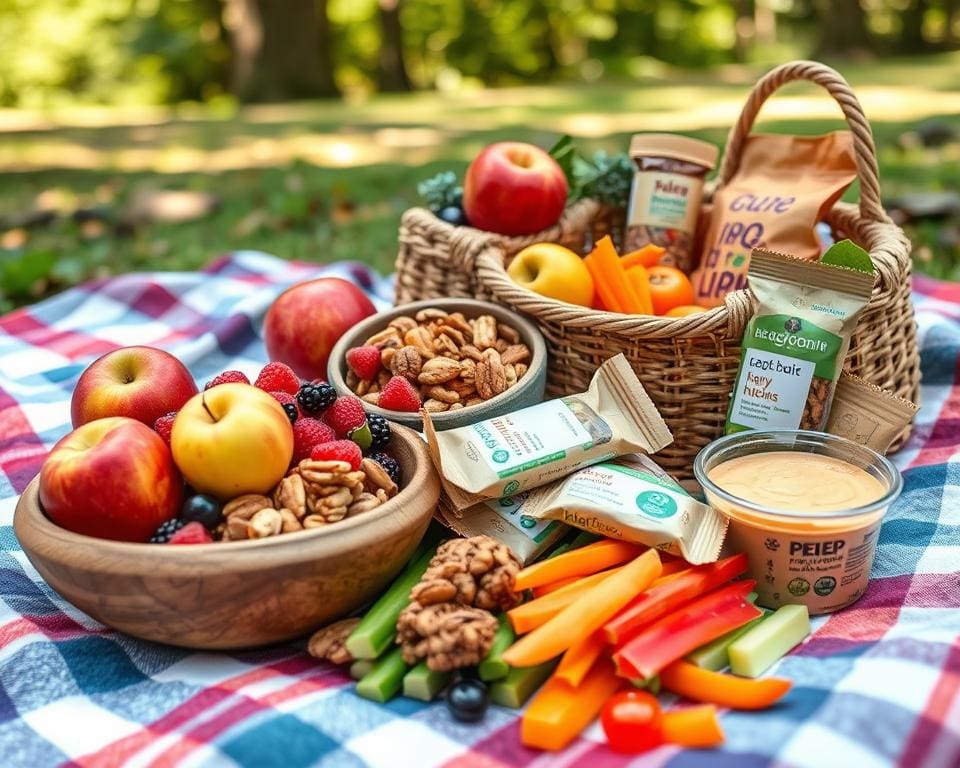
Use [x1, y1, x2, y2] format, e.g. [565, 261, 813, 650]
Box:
[283, 403, 298, 423]
[369, 451, 401, 486]
[150, 518, 186, 543]
[297, 382, 337, 415]
[367, 413, 391, 451]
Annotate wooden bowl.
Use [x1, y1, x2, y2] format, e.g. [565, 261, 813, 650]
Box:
[328, 298, 547, 431]
[14, 424, 440, 650]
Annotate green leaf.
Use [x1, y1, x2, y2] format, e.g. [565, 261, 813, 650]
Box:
[0, 249, 57, 297]
[821, 239, 875, 274]
[548, 135, 600, 201]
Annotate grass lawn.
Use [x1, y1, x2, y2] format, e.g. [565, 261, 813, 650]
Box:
[1, 53, 958, 311]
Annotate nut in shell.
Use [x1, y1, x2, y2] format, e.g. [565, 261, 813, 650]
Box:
[390, 346, 423, 381]
[417, 357, 461, 385]
[403, 327, 436, 358]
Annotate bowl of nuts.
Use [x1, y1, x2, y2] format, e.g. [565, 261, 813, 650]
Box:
[328, 298, 548, 431]
[14, 422, 440, 650]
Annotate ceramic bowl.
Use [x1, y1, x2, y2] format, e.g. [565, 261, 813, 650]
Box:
[328, 298, 547, 431]
[14, 424, 440, 650]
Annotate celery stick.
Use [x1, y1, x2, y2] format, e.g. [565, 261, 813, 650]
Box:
[402, 662, 451, 702]
[346, 539, 442, 659]
[729, 604, 810, 678]
[489, 660, 557, 709]
[356, 646, 409, 703]
[687, 608, 771, 671]
[350, 659, 375, 680]
[478, 616, 516, 682]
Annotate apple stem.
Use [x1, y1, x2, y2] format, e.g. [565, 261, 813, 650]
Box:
[201, 392, 218, 423]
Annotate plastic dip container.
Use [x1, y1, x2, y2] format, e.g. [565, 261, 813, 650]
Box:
[694, 430, 902, 614]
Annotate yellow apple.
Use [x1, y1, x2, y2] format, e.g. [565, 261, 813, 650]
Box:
[171, 383, 294, 499]
[507, 242, 594, 307]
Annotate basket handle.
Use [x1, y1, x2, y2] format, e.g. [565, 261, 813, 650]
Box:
[717, 60, 887, 224]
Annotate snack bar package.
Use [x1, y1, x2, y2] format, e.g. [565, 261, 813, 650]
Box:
[424, 353, 673, 510]
[522, 454, 727, 564]
[437, 493, 567, 566]
[725, 248, 874, 434]
[826, 371, 918, 454]
[692, 131, 857, 307]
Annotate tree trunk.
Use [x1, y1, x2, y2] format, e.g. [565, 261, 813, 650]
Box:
[813, 0, 873, 57]
[733, 0, 754, 63]
[378, 0, 412, 92]
[225, 0, 339, 101]
[898, 0, 929, 53]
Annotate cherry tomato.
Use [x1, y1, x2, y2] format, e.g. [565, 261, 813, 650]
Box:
[647, 265, 695, 315]
[601, 690, 664, 754]
[664, 304, 708, 318]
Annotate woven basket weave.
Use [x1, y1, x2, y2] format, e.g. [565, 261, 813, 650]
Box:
[394, 61, 920, 480]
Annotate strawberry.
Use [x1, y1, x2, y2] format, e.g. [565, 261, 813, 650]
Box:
[255, 362, 300, 395]
[292, 418, 337, 464]
[169, 521, 213, 545]
[323, 396, 368, 438]
[310, 440, 363, 471]
[153, 411, 177, 446]
[378, 376, 421, 412]
[204, 370, 250, 390]
[346, 345, 382, 381]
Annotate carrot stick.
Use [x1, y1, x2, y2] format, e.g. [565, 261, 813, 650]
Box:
[532, 576, 579, 597]
[584, 252, 623, 313]
[509, 567, 625, 634]
[554, 630, 607, 687]
[521, 660, 623, 751]
[589, 235, 644, 313]
[661, 705, 725, 748]
[513, 539, 642, 592]
[621, 244, 665, 270]
[660, 660, 791, 710]
[504, 550, 662, 667]
[626, 266, 654, 314]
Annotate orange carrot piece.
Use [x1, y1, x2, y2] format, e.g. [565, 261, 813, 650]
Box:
[584, 252, 623, 313]
[554, 630, 607, 687]
[660, 660, 791, 710]
[590, 235, 644, 313]
[521, 660, 623, 751]
[509, 567, 626, 634]
[660, 705, 725, 748]
[621, 244, 666, 270]
[503, 550, 662, 667]
[626, 266, 654, 314]
[532, 576, 579, 597]
[513, 539, 641, 592]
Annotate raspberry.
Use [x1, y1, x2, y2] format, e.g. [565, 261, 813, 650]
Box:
[292, 418, 337, 464]
[297, 382, 338, 415]
[169, 521, 214, 545]
[310, 440, 363, 471]
[153, 412, 177, 446]
[204, 370, 250, 390]
[378, 376, 422, 412]
[346, 345, 382, 381]
[323, 395, 368, 438]
[367, 413, 391, 451]
[255, 362, 300, 395]
[150, 518, 185, 543]
[268, 391, 299, 423]
[369, 451, 401, 486]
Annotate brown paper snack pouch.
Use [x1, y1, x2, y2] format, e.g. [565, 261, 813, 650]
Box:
[725, 249, 874, 434]
[424, 354, 673, 511]
[826, 372, 918, 454]
[523, 454, 727, 564]
[692, 132, 858, 307]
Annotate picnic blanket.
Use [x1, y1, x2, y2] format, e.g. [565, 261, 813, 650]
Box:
[0, 251, 958, 768]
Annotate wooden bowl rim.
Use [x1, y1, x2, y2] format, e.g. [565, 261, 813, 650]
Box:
[15, 423, 439, 572]
[327, 297, 547, 424]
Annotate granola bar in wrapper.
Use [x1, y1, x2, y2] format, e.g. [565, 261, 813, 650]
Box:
[423, 354, 673, 511]
[826, 372, 918, 454]
[437, 492, 567, 565]
[522, 454, 727, 564]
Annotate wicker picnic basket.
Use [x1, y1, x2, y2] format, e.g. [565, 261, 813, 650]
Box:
[394, 61, 920, 481]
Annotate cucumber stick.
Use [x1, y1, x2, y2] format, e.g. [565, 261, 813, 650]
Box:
[478, 616, 516, 682]
[346, 536, 442, 660]
[687, 607, 771, 671]
[402, 662, 451, 702]
[356, 646, 409, 703]
[728, 604, 810, 678]
[489, 660, 557, 709]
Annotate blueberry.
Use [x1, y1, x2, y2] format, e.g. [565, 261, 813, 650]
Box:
[181, 494, 222, 530]
[445, 678, 488, 723]
[438, 206, 467, 226]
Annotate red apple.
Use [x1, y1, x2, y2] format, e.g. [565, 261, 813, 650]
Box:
[39, 417, 183, 542]
[71, 346, 198, 429]
[264, 277, 376, 380]
[463, 141, 568, 236]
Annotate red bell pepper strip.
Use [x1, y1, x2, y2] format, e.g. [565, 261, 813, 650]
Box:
[613, 580, 761, 680]
[603, 553, 748, 645]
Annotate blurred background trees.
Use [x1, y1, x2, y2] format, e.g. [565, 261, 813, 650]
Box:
[1, 0, 957, 108]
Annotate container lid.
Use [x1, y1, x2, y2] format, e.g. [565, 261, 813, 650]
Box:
[629, 133, 719, 170]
